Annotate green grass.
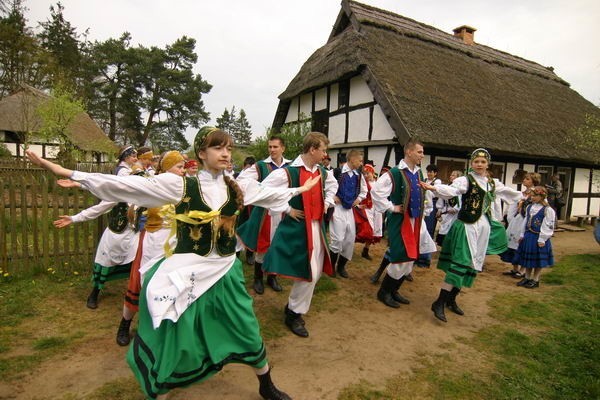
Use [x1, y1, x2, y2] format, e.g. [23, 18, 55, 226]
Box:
[339, 254, 600, 400]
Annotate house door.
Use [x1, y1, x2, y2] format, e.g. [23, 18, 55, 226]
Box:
[557, 167, 572, 220]
[436, 159, 467, 183]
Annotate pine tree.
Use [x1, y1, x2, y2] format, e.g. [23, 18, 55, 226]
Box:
[234, 108, 252, 145]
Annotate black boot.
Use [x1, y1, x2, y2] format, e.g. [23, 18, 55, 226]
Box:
[329, 251, 339, 277]
[391, 276, 410, 304]
[116, 317, 132, 346]
[253, 263, 264, 295]
[361, 247, 372, 260]
[447, 287, 464, 315]
[284, 304, 308, 337]
[267, 274, 282, 292]
[337, 256, 349, 278]
[86, 287, 100, 309]
[370, 257, 390, 284]
[377, 274, 401, 308]
[257, 368, 292, 400]
[431, 289, 450, 322]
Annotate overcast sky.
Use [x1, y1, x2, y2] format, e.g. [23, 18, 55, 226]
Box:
[26, 0, 600, 143]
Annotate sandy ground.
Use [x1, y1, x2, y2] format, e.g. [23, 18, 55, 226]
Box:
[2, 227, 599, 400]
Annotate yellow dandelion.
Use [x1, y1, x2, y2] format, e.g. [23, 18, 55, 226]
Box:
[3, 273, 9, 277]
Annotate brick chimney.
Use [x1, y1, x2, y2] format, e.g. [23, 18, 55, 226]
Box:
[453, 25, 476, 45]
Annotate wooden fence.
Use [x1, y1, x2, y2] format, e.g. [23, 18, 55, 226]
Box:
[1, 166, 113, 275]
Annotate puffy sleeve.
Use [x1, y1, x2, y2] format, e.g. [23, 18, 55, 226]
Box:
[71, 200, 117, 223]
[324, 169, 339, 209]
[70, 171, 184, 208]
[247, 168, 299, 213]
[371, 172, 394, 213]
[494, 179, 523, 204]
[434, 176, 467, 199]
[539, 206, 556, 243]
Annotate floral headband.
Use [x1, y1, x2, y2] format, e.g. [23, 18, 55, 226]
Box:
[532, 186, 547, 196]
[470, 148, 491, 163]
[119, 145, 136, 161]
[193, 126, 219, 156]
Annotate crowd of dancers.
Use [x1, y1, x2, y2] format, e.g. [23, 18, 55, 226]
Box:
[26, 129, 556, 400]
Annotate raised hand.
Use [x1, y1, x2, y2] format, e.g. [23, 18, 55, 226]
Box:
[53, 215, 73, 229]
[57, 179, 82, 189]
[298, 175, 322, 194]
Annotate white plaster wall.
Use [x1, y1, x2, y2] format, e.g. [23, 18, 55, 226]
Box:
[299, 93, 312, 118]
[46, 145, 60, 158]
[505, 162, 520, 189]
[330, 83, 339, 110]
[574, 168, 591, 193]
[523, 164, 535, 174]
[315, 88, 327, 111]
[593, 169, 600, 193]
[590, 198, 600, 216]
[372, 105, 396, 141]
[570, 198, 589, 216]
[421, 155, 431, 176]
[4, 142, 18, 156]
[349, 76, 373, 106]
[328, 114, 346, 145]
[367, 146, 388, 173]
[348, 108, 370, 143]
[285, 98, 299, 123]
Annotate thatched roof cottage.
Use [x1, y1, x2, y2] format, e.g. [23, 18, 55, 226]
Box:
[273, 0, 600, 219]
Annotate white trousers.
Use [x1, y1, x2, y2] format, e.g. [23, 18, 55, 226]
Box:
[329, 204, 356, 260]
[288, 221, 325, 314]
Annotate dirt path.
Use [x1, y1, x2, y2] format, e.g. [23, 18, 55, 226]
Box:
[3, 228, 599, 400]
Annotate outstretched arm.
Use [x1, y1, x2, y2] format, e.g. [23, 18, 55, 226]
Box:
[26, 150, 74, 177]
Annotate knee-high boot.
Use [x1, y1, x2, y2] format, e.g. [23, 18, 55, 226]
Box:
[370, 257, 390, 284]
[391, 275, 410, 304]
[377, 274, 401, 308]
[446, 287, 464, 315]
[329, 251, 339, 277]
[257, 367, 292, 400]
[253, 262, 264, 295]
[431, 288, 451, 322]
[336, 256, 349, 278]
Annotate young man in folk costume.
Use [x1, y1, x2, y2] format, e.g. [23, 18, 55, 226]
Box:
[329, 149, 368, 278]
[237, 136, 291, 294]
[370, 139, 428, 308]
[262, 132, 338, 338]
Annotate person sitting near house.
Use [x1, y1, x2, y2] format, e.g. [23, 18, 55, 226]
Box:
[329, 149, 367, 278]
[237, 136, 291, 294]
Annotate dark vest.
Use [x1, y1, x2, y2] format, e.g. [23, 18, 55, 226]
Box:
[336, 171, 361, 209]
[173, 176, 239, 256]
[388, 167, 425, 217]
[458, 174, 496, 223]
[107, 202, 130, 233]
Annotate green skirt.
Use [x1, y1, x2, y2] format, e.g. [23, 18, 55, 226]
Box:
[437, 218, 507, 288]
[127, 258, 267, 399]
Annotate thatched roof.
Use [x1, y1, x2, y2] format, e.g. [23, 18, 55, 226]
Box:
[0, 84, 116, 154]
[275, 0, 600, 165]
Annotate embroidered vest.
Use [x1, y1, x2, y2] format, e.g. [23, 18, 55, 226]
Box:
[388, 167, 425, 217]
[255, 160, 275, 182]
[173, 176, 239, 256]
[286, 165, 327, 219]
[107, 202, 129, 233]
[458, 174, 495, 223]
[526, 205, 546, 234]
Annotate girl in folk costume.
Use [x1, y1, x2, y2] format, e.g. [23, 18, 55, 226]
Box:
[421, 149, 522, 322]
[513, 186, 555, 289]
[26, 127, 321, 400]
[435, 170, 463, 246]
[354, 163, 383, 261]
[115, 151, 185, 346]
[54, 145, 140, 309]
[501, 172, 541, 279]
[262, 132, 339, 338]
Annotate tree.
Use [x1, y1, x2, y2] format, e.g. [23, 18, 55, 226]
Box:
[0, 0, 49, 96]
[38, 1, 85, 91]
[216, 106, 236, 135]
[134, 36, 211, 151]
[36, 85, 85, 164]
[234, 109, 252, 145]
[247, 117, 311, 161]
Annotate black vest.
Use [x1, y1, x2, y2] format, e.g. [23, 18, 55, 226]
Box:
[458, 174, 495, 223]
